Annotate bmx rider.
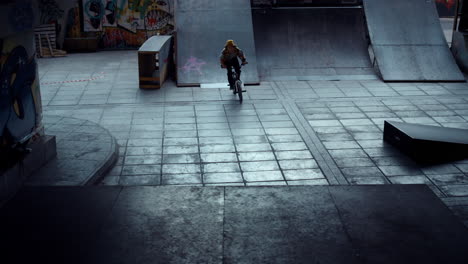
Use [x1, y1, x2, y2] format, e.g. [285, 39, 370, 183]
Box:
[220, 40, 248, 89]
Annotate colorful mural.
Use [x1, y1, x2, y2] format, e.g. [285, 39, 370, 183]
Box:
[0, 34, 43, 149]
[101, 27, 148, 48]
[65, 0, 174, 49]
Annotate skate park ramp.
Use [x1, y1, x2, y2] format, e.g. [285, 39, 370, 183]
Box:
[175, 0, 259, 86]
[252, 7, 375, 81]
[363, 0, 465, 82]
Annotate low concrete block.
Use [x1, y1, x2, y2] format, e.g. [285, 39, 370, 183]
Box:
[0, 135, 57, 205]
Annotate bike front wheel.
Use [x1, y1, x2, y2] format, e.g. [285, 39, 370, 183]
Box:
[235, 80, 243, 104]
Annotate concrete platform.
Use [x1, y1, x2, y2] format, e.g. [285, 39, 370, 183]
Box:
[26, 115, 118, 186]
[0, 135, 56, 205]
[0, 185, 467, 264]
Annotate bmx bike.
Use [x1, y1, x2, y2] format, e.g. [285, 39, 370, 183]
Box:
[223, 63, 247, 104]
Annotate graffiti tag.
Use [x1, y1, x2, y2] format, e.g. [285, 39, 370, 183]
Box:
[105, 0, 117, 25]
[102, 29, 127, 48]
[145, 9, 172, 30]
[0, 45, 37, 144]
[84, 0, 104, 30]
[180, 56, 206, 75]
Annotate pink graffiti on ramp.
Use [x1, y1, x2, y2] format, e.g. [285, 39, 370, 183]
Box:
[179, 56, 206, 75]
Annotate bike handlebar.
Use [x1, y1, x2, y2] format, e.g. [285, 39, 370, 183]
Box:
[221, 62, 248, 68]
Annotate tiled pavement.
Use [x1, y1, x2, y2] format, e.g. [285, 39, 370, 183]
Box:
[38, 51, 468, 226]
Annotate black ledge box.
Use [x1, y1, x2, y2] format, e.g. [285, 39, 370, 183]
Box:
[383, 120, 468, 163]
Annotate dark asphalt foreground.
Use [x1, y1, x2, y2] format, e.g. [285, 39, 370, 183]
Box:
[1, 185, 467, 264]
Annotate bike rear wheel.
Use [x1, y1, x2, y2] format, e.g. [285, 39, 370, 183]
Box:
[235, 80, 243, 103]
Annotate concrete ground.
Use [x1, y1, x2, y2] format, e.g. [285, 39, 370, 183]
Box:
[37, 49, 468, 227]
[2, 16, 465, 264]
[32, 16, 468, 228]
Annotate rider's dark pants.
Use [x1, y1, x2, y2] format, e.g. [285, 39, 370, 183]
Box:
[226, 57, 241, 86]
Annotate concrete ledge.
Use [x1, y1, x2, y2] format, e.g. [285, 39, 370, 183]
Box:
[85, 136, 119, 186]
[26, 115, 118, 186]
[0, 135, 57, 206]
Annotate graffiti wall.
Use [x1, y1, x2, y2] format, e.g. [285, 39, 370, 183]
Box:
[0, 1, 43, 150]
[62, 0, 174, 49]
[0, 34, 42, 146]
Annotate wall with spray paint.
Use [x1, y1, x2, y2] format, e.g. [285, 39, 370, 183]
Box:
[49, 0, 453, 50]
[60, 0, 174, 49]
[0, 35, 42, 146]
[0, 1, 43, 152]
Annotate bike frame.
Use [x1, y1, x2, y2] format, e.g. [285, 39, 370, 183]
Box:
[230, 64, 244, 103]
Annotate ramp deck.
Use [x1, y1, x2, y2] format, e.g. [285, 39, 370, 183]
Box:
[252, 7, 375, 81]
[363, 0, 465, 81]
[175, 0, 259, 86]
